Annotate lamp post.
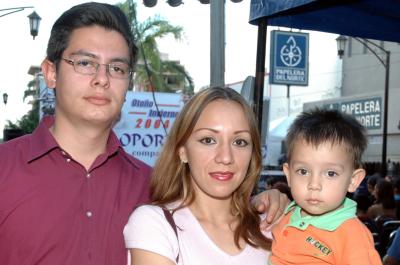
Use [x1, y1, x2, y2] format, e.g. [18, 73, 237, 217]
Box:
[143, 0, 183, 7]
[210, 0, 224, 87]
[2, 93, 8, 105]
[0, 6, 32, 17]
[336, 35, 390, 176]
[0, 7, 41, 39]
[27, 11, 41, 39]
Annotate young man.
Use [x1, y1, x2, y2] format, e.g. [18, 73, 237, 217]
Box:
[269, 108, 382, 264]
[0, 3, 151, 265]
[0, 2, 286, 265]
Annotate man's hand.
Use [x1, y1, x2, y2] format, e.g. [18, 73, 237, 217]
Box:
[252, 189, 289, 230]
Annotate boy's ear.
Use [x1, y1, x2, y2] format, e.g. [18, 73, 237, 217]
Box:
[348, 168, 366, 192]
[282, 163, 291, 187]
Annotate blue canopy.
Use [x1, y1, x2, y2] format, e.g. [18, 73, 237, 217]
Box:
[249, 0, 397, 173]
[249, 0, 400, 42]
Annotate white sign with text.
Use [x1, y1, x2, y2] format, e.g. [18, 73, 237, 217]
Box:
[113, 91, 184, 167]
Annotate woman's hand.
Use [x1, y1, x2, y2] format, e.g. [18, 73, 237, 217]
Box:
[252, 189, 289, 230]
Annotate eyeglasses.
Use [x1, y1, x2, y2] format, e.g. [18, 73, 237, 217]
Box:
[61, 58, 132, 79]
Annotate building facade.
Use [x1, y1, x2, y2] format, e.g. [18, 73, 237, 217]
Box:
[305, 38, 400, 163]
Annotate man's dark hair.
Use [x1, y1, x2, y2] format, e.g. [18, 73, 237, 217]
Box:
[46, 2, 137, 70]
[375, 179, 396, 209]
[285, 108, 367, 168]
[354, 193, 373, 212]
[393, 176, 400, 192]
[367, 173, 381, 188]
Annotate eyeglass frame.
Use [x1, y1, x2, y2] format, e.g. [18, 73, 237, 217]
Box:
[61, 57, 132, 79]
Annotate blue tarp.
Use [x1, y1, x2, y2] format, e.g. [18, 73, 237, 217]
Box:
[249, 0, 396, 171]
[250, 0, 400, 42]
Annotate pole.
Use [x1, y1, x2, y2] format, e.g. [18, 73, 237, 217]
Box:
[210, 0, 225, 87]
[287, 85, 291, 115]
[352, 38, 390, 177]
[381, 51, 390, 176]
[254, 19, 267, 133]
[0, 6, 33, 18]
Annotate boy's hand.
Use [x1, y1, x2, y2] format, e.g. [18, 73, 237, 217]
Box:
[252, 189, 289, 230]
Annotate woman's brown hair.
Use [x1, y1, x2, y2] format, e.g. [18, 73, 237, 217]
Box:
[150, 86, 271, 250]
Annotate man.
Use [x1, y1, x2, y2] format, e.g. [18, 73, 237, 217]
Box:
[383, 227, 400, 265]
[394, 177, 400, 219]
[0, 2, 285, 265]
[0, 3, 150, 264]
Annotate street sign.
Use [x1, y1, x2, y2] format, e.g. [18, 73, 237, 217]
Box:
[323, 97, 382, 130]
[269, 30, 309, 86]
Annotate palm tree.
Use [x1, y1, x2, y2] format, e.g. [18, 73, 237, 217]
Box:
[117, 0, 194, 95]
[4, 77, 40, 136]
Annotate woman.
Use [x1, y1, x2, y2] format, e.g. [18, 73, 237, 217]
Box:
[124, 87, 272, 264]
[367, 178, 397, 220]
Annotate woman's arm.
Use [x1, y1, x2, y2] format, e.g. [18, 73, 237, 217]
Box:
[130, 249, 175, 265]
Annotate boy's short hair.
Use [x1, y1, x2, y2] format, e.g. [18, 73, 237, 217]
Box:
[285, 108, 367, 168]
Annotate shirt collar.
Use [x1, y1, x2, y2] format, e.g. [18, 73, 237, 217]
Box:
[27, 116, 59, 162]
[27, 116, 124, 164]
[106, 130, 122, 155]
[284, 198, 357, 231]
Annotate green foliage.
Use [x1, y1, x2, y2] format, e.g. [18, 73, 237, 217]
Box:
[5, 120, 19, 129]
[117, 0, 195, 93]
[23, 89, 37, 102]
[5, 100, 39, 134]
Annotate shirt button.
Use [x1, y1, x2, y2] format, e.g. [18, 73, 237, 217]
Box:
[300, 222, 305, 227]
[86, 211, 93, 218]
[61, 150, 66, 155]
[66, 158, 71, 163]
[86, 173, 91, 178]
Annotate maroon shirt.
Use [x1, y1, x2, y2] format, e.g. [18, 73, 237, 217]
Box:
[0, 116, 151, 265]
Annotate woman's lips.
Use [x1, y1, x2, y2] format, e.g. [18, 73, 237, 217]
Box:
[209, 172, 234, 181]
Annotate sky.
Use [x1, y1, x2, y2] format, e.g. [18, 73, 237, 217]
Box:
[0, 0, 339, 131]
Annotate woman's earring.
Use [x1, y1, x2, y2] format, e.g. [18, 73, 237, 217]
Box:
[181, 158, 188, 164]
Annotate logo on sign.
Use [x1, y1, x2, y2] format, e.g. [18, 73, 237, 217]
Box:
[280, 36, 302, 67]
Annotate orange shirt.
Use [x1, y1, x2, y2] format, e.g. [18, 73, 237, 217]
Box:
[270, 199, 382, 264]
